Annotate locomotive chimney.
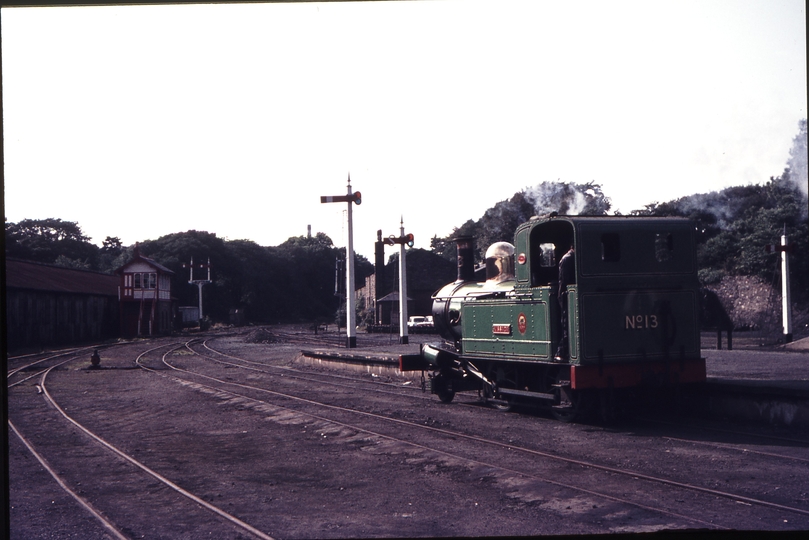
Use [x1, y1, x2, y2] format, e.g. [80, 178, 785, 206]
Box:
[454, 236, 476, 283]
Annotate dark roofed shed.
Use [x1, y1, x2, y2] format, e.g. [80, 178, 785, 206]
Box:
[5, 259, 120, 351]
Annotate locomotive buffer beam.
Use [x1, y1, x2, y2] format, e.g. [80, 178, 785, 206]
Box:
[399, 354, 430, 372]
[400, 344, 467, 374]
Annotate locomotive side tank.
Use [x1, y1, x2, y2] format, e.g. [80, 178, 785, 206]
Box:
[400, 215, 706, 421]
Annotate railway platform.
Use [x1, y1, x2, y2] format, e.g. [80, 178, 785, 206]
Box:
[300, 332, 809, 430]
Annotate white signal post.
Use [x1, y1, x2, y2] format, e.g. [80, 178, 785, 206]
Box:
[781, 228, 793, 343]
[398, 218, 409, 345]
[346, 181, 356, 348]
[384, 218, 414, 345]
[320, 176, 361, 348]
[767, 227, 794, 343]
[183, 256, 211, 321]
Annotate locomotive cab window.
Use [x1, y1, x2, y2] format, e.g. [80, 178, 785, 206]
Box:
[655, 233, 674, 262]
[601, 233, 621, 262]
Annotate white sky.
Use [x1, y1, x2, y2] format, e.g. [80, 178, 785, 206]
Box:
[2, 0, 806, 259]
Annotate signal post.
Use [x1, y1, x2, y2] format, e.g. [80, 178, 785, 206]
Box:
[183, 257, 212, 322]
[767, 227, 794, 343]
[321, 177, 362, 348]
[385, 218, 414, 344]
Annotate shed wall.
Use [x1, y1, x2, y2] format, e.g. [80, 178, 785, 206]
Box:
[5, 289, 120, 352]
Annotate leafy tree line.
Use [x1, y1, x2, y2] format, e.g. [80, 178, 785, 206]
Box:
[429, 180, 613, 263]
[5, 221, 373, 325]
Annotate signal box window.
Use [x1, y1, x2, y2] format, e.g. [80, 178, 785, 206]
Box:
[133, 272, 157, 289]
[601, 233, 621, 262]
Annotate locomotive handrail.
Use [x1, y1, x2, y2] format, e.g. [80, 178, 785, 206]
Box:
[433, 290, 509, 302]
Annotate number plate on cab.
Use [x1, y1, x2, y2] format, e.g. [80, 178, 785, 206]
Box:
[492, 324, 512, 335]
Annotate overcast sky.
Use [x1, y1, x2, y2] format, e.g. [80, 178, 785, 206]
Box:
[2, 0, 806, 259]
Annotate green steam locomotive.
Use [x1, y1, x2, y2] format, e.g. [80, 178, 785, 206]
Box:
[400, 214, 706, 421]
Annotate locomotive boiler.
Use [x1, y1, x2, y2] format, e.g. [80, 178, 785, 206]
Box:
[400, 214, 706, 421]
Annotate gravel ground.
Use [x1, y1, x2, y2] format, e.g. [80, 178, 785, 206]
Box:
[7, 327, 809, 539]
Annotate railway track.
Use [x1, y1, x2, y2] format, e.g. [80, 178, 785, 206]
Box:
[160, 336, 809, 529]
[7, 340, 277, 540]
[198, 336, 809, 470]
[201, 340, 809, 472]
[8, 331, 809, 537]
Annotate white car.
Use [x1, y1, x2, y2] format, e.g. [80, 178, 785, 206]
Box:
[407, 316, 434, 328]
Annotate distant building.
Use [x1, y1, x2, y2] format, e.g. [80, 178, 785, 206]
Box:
[358, 248, 456, 327]
[376, 291, 414, 326]
[116, 247, 175, 337]
[4, 259, 120, 351]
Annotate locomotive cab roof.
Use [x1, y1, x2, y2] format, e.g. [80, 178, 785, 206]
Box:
[513, 215, 697, 288]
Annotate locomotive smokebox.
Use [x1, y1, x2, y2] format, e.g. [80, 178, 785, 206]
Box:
[454, 236, 476, 283]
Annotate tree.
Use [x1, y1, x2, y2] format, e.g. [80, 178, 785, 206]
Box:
[476, 192, 537, 258]
[273, 232, 373, 323]
[430, 181, 611, 263]
[101, 236, 123, 253]
[6, 218, 91, 242]
[5, 218, 98, 267]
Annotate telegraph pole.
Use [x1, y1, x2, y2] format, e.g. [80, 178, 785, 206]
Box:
[321, 175, 361, 348]
[384, 218, 415, 344]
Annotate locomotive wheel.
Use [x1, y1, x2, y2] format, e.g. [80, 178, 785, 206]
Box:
[551, 389, 584, 422]
[433, 375, 456, 404]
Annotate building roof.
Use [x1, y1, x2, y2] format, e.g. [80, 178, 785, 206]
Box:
[378, 292, 413, 302]
[114, 247, 175, 275]
[5, 259, 119, 296]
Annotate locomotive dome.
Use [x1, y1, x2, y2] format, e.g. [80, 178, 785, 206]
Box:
[485, 241, 515, 283]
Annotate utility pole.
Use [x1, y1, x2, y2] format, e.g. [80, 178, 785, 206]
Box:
[321, 175, 362, 348]
[384, 218, 415, 344]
